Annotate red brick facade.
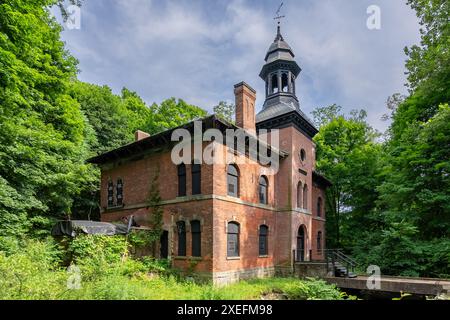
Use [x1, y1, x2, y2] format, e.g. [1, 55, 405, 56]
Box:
[96, 121, 328, 284]
[90, 28, 330, 284]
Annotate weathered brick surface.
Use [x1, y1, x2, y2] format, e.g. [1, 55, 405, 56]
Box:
[98, 122, 327, 283]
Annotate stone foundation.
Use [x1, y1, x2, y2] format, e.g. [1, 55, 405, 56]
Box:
[294, 262, 328, 278]
[212, 266, 276, 286]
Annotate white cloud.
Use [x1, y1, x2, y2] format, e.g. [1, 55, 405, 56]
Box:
[59, 0, 420, 132]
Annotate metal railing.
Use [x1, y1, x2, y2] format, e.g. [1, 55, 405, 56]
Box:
[324, 249, 357, 277]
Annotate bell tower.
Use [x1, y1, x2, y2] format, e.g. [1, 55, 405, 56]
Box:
[257, 24, 302, 124]
[256, 23, 317, 139]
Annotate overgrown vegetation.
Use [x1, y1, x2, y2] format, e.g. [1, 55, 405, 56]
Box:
[0, 239, 343, 300]
[0, 0, 448, 302]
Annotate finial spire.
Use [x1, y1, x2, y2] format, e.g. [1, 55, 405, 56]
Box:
[273, 2, 285, 41]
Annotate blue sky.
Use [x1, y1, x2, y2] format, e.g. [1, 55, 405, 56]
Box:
[53, 0, 421, 132]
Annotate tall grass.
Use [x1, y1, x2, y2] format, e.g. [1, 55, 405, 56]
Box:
[0, 238, 344, 300]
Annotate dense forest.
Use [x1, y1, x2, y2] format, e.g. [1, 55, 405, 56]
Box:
[313, 0, 450, 277]
[0, 0, 448, 290]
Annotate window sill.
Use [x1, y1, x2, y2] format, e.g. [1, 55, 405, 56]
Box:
[173, 256, 203, 261]
[226, 257, 240, 260]
[106, 204, 125, 210]
[258, 255, 269, 258]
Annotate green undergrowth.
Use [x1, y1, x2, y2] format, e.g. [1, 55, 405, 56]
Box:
[0, 237, 346, 300]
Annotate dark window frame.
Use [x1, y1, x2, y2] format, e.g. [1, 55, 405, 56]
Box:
[303, 184, 308, 210]
[116, 178, 123, 206]
[259, 225, 269, 256]
[317, 231, 322, 254]
[191, 220, 201, 257]
[317, 197, 322, 217]
[177, 221, 187, 256]
[177, 164, 186, 197]
[227, 164, 239, 198]
[300, 148, 306, 162]
[191, 163, 201, 195]
[297, 181, 302, 208]
[227, 222, 240, 258]
[259, 176, 268, 204]
[107, 181, 114, 207]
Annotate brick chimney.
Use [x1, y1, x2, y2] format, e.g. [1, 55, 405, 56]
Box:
[234, 82, 256, 134]
[135, 130, 150, 141]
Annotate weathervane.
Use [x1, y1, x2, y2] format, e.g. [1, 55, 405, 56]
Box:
[273, 2, 285, 26]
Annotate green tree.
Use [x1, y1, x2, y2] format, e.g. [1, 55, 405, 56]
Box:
[213, 101, 235, 124]
[69, 82, 133, 155]
[0, 0, 91, 241]
[353, 0, 450, 277]
[148, 98, 207, 133]
[392, 0, 450, 137]
[313, 106, 381, 248]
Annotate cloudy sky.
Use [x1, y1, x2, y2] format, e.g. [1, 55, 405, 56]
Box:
[54, 0, 421, 132]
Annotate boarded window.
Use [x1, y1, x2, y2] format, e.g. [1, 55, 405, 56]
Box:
[259, 176, 268, 204]
[227, 222, 240, 257]
[259, 225, 269, 256]
[227, 165, 239, 197]
[191, 163, 201, 195]
[116, 179, 123, 206]
[191, 220, 201, 257]
[178, 164, 186, 197]
[107, 181, 114, 207]
[177, 221, 186, 256]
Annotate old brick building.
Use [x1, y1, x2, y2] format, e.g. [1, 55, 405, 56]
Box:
[89, 26, 331, 285]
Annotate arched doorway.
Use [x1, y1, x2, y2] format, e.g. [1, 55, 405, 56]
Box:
[297, 225, 306, 261]
[160, 230, 168, 259]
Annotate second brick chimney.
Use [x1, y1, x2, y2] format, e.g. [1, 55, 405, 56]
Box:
[234, 82, 256, 134]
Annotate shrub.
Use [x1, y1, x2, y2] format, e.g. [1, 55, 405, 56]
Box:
[66, 235, 129, 281]
[0, 239, 67, 300]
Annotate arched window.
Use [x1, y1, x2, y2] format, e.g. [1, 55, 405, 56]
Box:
[297, 181, 302, 208]
[259, 225, 269, 256]
[107, 181, 114, 207]
[297, 225, 306, 261]
[191, 220, 201, 257]
[177, 221, 186, 256]
[300, 149, 306, 162]
[303, 184, 308, 210]
[259, 176, 268, 204]
[227, 222, 240, 257]
[116, 179, 123, 206]
[271, 73, 278, 93]
[177, 164, 186, 197]
[317, 231, 322, 254]
[317, 197, 323, 217]
[227, 164, 239, 197]
[281, 73, 289, 92]
[191, 163, 201, 195]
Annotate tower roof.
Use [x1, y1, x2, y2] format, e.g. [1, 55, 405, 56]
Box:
[256, 24, 317, 138]
[264, 25, 295, 63]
